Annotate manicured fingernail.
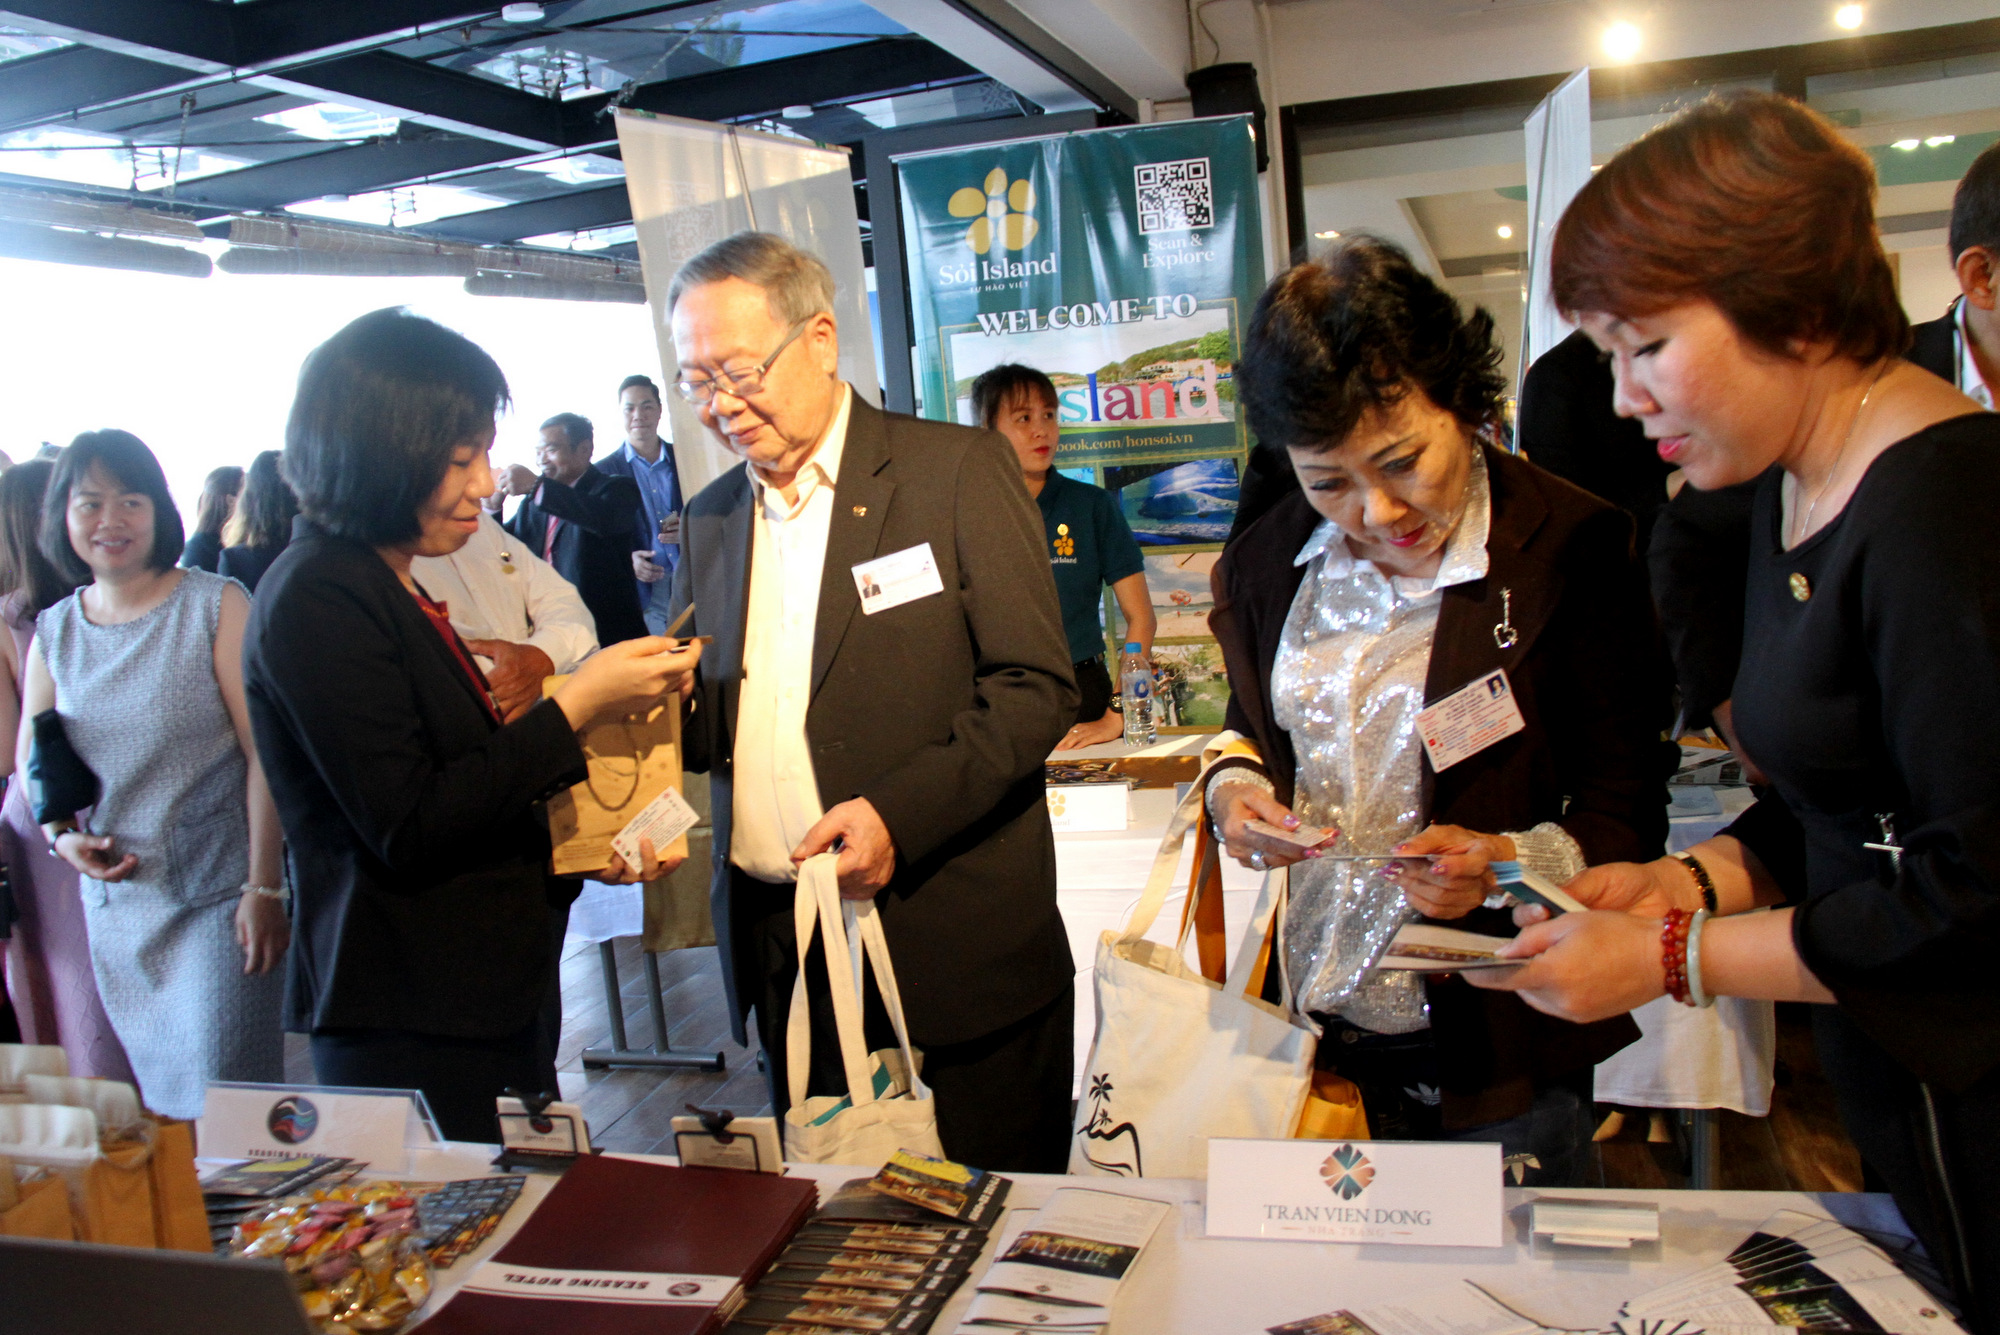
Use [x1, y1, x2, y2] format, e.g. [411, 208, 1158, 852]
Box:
[1305, 849, 1322, 859]
[1430, 861, 1445, 874]
[1391, 843, 1410, 854]
[1283, 816, 1300, 829]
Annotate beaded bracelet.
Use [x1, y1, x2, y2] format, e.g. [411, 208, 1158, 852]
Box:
[1661, 908, 1695, 1005]
[1674, 851, 1719, 912]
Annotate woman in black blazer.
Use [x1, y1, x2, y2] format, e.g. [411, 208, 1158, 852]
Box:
[243, 307, 699, 1141]
[1205, 238, 1667, 1182]
[217, 450, 297, 594]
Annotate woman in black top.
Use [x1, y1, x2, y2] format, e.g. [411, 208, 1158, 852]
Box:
[243, 308, 700, 1141]
[217, 450, 297, 594]
[177, 464, 241, 572]
[1473, 93, 2000, 1322]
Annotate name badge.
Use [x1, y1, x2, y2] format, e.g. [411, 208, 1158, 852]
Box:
[1414, 669, 1526, 772]
[852, 542, 944, 615]
[198, 1082, 440, 1170]
[1206, 1138, 1503, 1247]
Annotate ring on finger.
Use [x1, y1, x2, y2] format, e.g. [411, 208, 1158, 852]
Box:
[1250, 850, 1269, 872]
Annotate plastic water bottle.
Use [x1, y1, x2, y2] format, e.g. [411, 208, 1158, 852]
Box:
[1120, 642, 1156, 747]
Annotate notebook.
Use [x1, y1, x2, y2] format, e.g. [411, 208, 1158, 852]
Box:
[420, 1155, 818, 1335]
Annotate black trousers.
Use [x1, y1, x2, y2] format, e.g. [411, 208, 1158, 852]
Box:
[741, 871, 1074, 1173]
[1818, 1008, 2000, 1331]
[309, 906, 568, 1144]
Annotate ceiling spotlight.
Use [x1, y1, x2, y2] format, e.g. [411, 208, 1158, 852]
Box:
[1834, 4, 1864, 29]
[501, 3, 545, 22]
[781, 105, 815, 120]
[1891, 138, 1920, 151]
[1496, 224, 1514, 240]
[1314, 229, 1340, 239]
[1602, 21, 1643, 62]
[1926, 134, 1957, 147]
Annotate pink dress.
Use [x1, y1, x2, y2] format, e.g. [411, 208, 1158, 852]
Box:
[0, 596, 132, 1081]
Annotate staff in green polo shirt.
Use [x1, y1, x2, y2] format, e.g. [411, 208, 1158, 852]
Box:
[971, 363, 1156, 749]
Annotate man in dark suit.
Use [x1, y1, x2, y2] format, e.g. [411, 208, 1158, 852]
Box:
[497, 412, 649, 645]
[664, 232, 1077, 1171]
[1907, 137, 1999, 407]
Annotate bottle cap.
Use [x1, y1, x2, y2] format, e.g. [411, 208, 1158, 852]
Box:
[1123, 642, 1142, 653]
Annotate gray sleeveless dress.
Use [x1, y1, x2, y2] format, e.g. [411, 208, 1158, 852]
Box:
[39, 570, 284, 1118]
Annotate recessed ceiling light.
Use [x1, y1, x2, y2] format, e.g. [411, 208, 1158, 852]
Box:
[1314, 229, 1340, 239]
[1602, 21, 1642, 62]
[1496, 224, 1514, 240]
[781, 105, 815, 120]
[1834, 4, 1864, 29]
[1891, 138, 1920, 151]
[1926, 134, 1956, 147]
[501, 3, 545, 22]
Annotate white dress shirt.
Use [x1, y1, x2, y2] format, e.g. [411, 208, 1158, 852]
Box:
[731, 384, 854, 883]
[1957, 299, 1994, 411]
[410, 512, 599, 674]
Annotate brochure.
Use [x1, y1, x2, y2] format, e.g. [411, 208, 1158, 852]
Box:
[976, 1189, 1170, 1309]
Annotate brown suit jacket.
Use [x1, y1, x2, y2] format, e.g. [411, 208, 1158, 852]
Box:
[1210, 445, 1666, 1127]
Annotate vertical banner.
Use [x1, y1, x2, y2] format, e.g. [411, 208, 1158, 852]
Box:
[616, 110, 879, 496]
[894, 118, 1261, 729]
[1521, 69, 1592, 378]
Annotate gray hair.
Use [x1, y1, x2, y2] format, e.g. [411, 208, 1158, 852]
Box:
[666, 231, 836, 324]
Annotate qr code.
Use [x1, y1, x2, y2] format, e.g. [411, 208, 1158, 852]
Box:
[1135, 157, 1213, 234]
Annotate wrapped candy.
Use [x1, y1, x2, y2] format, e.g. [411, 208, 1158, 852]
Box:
[230, 1182, 434, 1333]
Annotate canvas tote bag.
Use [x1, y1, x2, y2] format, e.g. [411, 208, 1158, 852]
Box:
[1069, 773, 1320, 1178]
[781, 854, 946, 1166]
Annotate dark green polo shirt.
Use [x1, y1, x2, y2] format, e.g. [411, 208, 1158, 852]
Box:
[1037, 471, 1146, 663]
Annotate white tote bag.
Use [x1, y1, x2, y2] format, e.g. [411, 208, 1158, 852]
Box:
[781, 854, 946, 1166]
[1069, 777, 1319, 1178]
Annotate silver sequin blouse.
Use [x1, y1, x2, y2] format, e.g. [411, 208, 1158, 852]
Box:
[1271, 450, 1584, 1032]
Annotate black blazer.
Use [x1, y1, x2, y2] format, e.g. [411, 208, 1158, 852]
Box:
[505, 464, 648, 645]
[1210, 446, 1659, 1127]
[217, 541, 286, 594]
[1518, 329, 1677, 555]
[243, 521, 588, 1038]
[670, 396, 1079, 1048]
[1908, 303, 1957, 384]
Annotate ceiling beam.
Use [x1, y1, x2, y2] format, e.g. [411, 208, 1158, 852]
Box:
[0, 0, 235, 71]
[408, 183, 631, 243]
[0, 44, 194, 129]
[174, 132, 520, 211]
[232, 1, 500, 68]
[569, 38, 977, 131]
[251, 50, 570, 152]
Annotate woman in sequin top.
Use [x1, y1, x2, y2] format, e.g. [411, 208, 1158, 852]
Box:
[1206, 238, 1668, 1184]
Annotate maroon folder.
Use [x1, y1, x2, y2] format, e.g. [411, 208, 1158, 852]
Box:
[421, 1156, 817, 1334]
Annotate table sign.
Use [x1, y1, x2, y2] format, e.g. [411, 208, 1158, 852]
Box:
[1048, 783, 1130, 832]
[198, 1082, 440, 1168]
[1205, 1138, 1502, 1247]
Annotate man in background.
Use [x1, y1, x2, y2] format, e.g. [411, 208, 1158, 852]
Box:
[1909, 137, 1999, 408]
[595, 374, 685, 635]
[411, 511, 598, 721]
[496, 411, 649, 645]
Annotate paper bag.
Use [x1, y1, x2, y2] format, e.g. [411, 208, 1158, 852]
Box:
[0, 1102, 157, 1247]
[542, 675, 688, 876]
[146, 1118, 209, 1252]
[0, 1166, 74, 1241]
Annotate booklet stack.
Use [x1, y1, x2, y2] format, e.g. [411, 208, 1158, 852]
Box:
[1611, 1209, 1965, 1335]
[954, 1187, 1172, 1335]
[726, 1150, 1011, 1335]
[1264, 1211, 1963, 1335]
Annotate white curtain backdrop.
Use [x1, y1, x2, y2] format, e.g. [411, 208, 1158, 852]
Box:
[614, 110, 880, 496]
[1521, 68, 1593, 379]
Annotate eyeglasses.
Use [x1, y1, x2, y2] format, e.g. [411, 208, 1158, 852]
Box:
[675, 317, 812, 406]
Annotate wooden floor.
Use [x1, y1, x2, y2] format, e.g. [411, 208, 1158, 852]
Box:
[289, 951, 1866, 1189]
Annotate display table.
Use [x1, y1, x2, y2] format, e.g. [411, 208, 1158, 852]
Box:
[399, 1142, 1917, 1333]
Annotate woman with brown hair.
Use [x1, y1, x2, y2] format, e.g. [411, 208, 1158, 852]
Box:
[1475, 92, 1999, 1319]
[178, 464, 242, 574]
[218, 450, 299, 594]
[0, 460, 132, 1079]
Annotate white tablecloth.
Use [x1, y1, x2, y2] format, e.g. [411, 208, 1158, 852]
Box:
[399, 1143, 1916, 1333]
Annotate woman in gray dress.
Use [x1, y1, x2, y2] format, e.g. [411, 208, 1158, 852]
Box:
[22, 431, 287, 1119]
